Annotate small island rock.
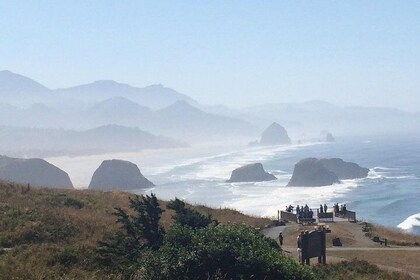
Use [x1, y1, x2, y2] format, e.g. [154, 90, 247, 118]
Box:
[326, 133, 335, 142]
[0, 155, 73, 188]
[287, 158, 369, 186]
[89, 159, 154, 190]
[226, 163, 277, 183]
[287, 158, 340, 186]
[260, 122, 291, 145]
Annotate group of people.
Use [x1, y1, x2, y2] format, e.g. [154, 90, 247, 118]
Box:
[284, 204, 316, 219]
[334, 203, 347, 215]
[296, 204, 313, 219]
[319, 203, 328, 214]
[285, 202, 348, 219]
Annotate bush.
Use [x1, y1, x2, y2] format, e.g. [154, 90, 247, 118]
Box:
[167, 198, 216, 229]
[95, 195, 314, 280]
[48, 247, 79, 267]
[95, 193, 165, 274]
[141, 224, 315, 280]
[1, 213, 77, 247]
[47, 194, 84, 209]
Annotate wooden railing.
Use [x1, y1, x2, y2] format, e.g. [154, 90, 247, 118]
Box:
[280, 211, 297, 223]
[344, 210, 356, 222]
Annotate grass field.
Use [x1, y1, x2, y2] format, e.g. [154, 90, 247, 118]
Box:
[0, 180, 417, 279]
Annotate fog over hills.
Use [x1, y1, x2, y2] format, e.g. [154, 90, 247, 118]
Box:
[241, 101, 420, 138]
[0, 124, 186, 157]
[1, 70, 420, 158]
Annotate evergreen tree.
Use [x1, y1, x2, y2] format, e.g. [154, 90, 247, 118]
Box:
[95, 193, 164, 271]
[167, 198, 216, 229]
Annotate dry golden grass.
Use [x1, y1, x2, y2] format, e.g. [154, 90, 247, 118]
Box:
[191, 204, 271, 228]
[0, 181, 270, 279]
[280, 220, 420, 279]
[327, 250, 420, 279]
[369, 223, 420, 246]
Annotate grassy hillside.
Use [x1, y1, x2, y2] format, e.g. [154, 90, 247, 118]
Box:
[0, 181, 270, 279]
[0, 181, 415, 279]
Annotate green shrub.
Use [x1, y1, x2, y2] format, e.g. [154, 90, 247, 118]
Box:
[94, 193, 165, 274]
[1, 213, 77, 247]
[141, 224, 315, 280]
[95, 195, 314, 280]
[47, 193, 84, 209]
[167, 198, 216, 229]
[48, 247, 79, 267]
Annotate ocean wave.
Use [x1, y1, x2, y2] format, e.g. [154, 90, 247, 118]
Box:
[373, 166, 400, 171]
[397, 213, 420, 234]
[367, 168, 416, 180]
[158, 143, 320, 181]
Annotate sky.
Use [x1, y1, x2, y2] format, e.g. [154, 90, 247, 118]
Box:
[1, 1, 420, 111]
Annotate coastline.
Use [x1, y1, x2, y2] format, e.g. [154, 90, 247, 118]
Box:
[46, 140, 420, 235]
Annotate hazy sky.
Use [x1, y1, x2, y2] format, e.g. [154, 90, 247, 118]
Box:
[1, 1, 420, 110]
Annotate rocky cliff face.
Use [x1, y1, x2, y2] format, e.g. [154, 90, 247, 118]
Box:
[287, 158, 340, 186]
[318, 158, 369, 179]
[88, 159, 154, 190]
[0, 156, 73, 188]
[287, 158, 369, 186]
[260, 122, 291, 145]
[226, 163, 277, 183]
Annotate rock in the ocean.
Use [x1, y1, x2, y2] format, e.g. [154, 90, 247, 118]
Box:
[247, 140, 259, 147]
[0, 155, 73, 188]
[287, 158, 340, 186]
[287, 158, 369, 186]
[226, 163, 277, 183]
[318, 158, 369, 179]
[326, 133, 335, 142]
[260, 122, 291, 145]
[89, 159, 154, 190]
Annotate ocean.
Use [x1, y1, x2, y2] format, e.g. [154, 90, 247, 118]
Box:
[141, 135, 420, 234]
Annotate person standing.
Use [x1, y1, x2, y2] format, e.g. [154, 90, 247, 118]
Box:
[323, 203, 328, 213]
[297, 232, 303, 263]
[278, 232, 284, 247]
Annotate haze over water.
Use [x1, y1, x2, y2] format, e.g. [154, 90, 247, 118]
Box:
[137, 136, 420, 234]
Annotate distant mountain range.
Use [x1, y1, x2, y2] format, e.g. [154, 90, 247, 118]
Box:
[0, 70, 196, 109]
[0, 70, 257, 144]
[1, 69, 420, 158]
[55, 80, 197, 109]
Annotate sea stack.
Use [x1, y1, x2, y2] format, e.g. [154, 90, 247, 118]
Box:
[260, 122, 291, 145]
[325, 133, 335, 142]
[226, 163, 277, 183]
[89, 159, 154, 190]
[287, 158, 340, 187]
[287, 158, 369, 186]
[0, 155, 73, 188]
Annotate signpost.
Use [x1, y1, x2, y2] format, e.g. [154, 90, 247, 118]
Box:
[299, 227, 328, 265]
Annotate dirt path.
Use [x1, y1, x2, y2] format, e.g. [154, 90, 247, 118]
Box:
[262, 221, 420, 279]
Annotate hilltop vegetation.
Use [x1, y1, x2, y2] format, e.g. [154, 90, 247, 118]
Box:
[0, 181, 414, 279]
[0, 181, 271, 279]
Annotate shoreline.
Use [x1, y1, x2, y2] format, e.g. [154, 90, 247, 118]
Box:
[46, 141, 419, 235]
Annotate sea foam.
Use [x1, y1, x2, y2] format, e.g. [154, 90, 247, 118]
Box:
[398, 213, 420, 234]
